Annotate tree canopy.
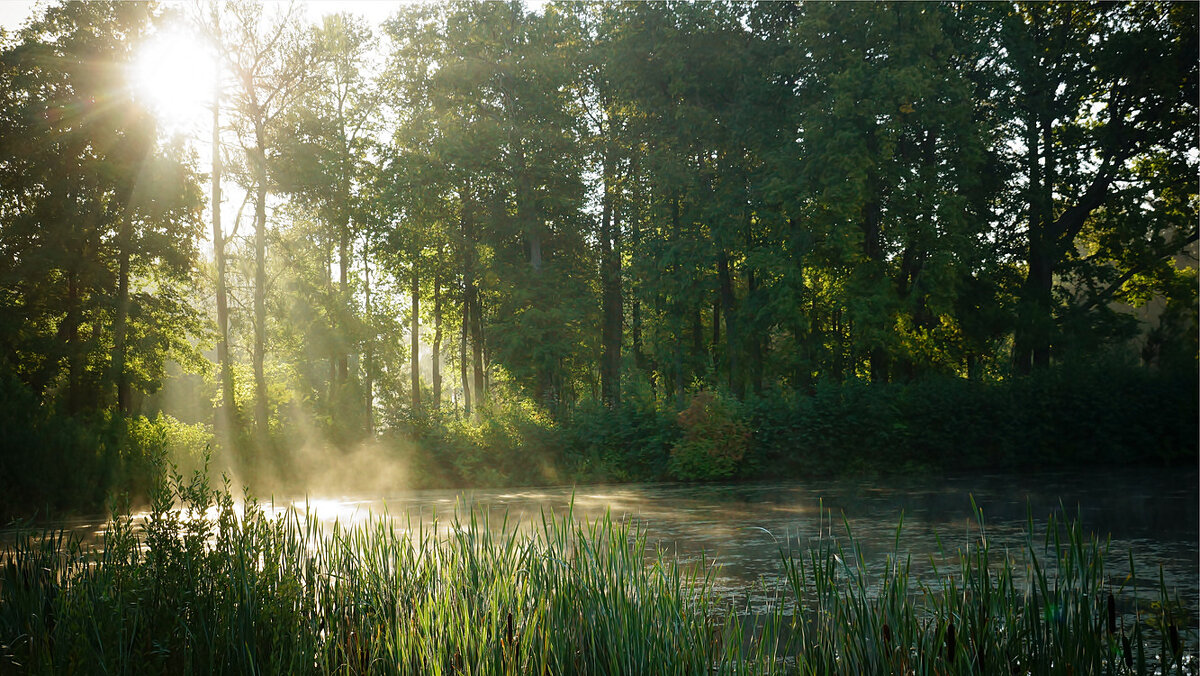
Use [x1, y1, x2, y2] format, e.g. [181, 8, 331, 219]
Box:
[0, 0, 1194, 503]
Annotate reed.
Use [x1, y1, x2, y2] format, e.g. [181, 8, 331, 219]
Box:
[0, 470, 1193, 674]
[778, 501, 1197, 675]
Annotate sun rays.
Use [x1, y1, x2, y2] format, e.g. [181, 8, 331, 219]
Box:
[128, 24, 216, 137]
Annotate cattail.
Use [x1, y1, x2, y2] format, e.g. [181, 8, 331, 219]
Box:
[1169, 623, 1181, 659]
[882, 622, 891, 650]
[1122, 633, 1133, 668]
[945, 621, 956, 664]
[507, 611, 514, 645]
[1106, 592, 1116, 636]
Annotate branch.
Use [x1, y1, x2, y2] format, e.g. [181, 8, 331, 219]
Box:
[1081, 229, 1199, 312]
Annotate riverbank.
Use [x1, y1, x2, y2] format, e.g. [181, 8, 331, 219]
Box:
[2, 364, 1195, 521]
[2, 470, 1195, 674]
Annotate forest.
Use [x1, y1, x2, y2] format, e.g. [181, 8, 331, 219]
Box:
[0, 1, 1196, 517]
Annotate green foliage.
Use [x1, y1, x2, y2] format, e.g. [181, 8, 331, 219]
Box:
[0, 376, 190, 521]
[562, 394, 679, 482]
[0, 466, 784, 675]
[2, 470, 1194, 674]
[0, 0, 1196, 507]
[748, 364, 1198, 478]
[668, 391, 752, 481]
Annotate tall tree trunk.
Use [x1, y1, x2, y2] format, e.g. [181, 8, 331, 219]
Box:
[1033, 114, 1056, 370]
[432, 265, 442, 411]
[746, 268, 764, 394]
[711, 297, 720, 353]
[718, 253, 742, 399]
[862, 128, 889, 384]
[461, 189, 485, 417]
[460, 293, 471, 418]
[363, 236, 374, 435]
[670, 195, 684, 408]
[469, 284, 484, 417]
[112, 214, 132, 415]
[338, 205, 350, 385]
[459, 186, 475, 419]
[65, 269, 82, 415]
[410, 256, 420, 412]
[1014, 105, 1045, 376]
[832, 309, 845, 382]
[211, 70, 235, 444]
[515, 143, 541, 273]
[629, 154, 648, 386]
[599, 149, 621, 408]
[252, 128, 269, 447]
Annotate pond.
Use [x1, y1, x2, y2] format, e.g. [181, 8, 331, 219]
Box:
[15, 466, 1200, 615]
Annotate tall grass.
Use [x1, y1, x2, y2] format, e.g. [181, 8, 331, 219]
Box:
[1, 469, 1194, 674]
[781, 502, 1196, 674]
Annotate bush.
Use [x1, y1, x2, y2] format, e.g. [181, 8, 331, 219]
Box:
[0, 376, 196, 521]
[747, 364, 1198, 478]
[668, 391, 752, 481]
[562, 395, 678, 482]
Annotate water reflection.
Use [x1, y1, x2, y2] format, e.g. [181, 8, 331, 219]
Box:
[7, 467, 1197, 613]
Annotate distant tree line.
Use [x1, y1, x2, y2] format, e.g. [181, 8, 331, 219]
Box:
[0, 1, 1195, 507]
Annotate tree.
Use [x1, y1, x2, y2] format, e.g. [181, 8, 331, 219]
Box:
[222, 1, 318, 449]
[992, 2, 1198, 372]
[0, 1, 203, 415]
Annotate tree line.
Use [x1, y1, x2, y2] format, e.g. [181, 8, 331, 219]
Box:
[0, 1, 1195, 500]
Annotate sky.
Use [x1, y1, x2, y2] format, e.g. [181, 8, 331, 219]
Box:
[0, 1, 410, 33]
[0, 1, 39, 31]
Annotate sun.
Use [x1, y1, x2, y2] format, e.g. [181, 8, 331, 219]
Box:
[129, 26, 217, 137]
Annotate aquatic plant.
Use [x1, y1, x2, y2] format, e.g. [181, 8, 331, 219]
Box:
[780, 503, 1197, 675]
[0, 469, 1193, 674]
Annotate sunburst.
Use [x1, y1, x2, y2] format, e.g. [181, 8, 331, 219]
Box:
[129, 25, 217, 137]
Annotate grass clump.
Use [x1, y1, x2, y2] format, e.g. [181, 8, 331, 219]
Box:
[0, 465, 780, 674]
[1, 467, 1194, 674]
[781, 504, 1197, 675]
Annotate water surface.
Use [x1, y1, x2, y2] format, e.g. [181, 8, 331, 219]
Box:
[283, 467, 1198, 613]
[12, 467, 1199, 614]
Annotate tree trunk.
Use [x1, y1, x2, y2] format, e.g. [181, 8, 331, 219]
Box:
[410, 256, 420, 412]
[460, 294, 471, 418]
[670, 195, 684, 408]
[519, 150, 541, 273]
[1014, 103, 1045, 376]
[338, 206, 350, 385]
[746, 268, 764, 393]
[65, 269, 82, 415]
[599, 149, 621, 408]
[629, 154, 648, 387]
[112, 215, 132, 415]
[252, 128, 269, 447]
[432, 263, 442, 411]
[469, 283, 484, 417]
[363, 236, 374, 435]
[718, 253, 742, 399]
[711, 297, 720, 353]
[211, 71, 235, 444]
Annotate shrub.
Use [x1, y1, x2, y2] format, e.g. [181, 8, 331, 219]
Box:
[668, 391, 751, 481]
[562, 395, 678, 482]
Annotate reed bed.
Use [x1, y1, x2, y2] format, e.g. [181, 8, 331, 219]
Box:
[782, 504, 1196, 675]
[0, 469, 1194, 675]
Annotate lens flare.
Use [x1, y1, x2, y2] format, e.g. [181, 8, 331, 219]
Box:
[129, 26, 216, 136]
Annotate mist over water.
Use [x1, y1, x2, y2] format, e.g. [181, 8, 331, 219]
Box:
[28, 465, 1197, 616]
